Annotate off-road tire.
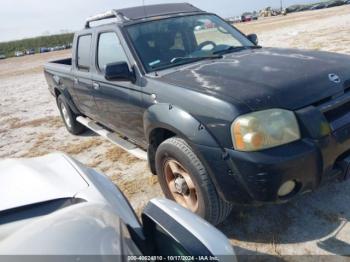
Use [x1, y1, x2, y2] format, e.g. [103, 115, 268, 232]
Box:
[57, 95, 86, 135]
[155, 137, 233, 225]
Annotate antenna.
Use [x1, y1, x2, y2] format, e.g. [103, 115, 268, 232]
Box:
[142, 0, 147, 18]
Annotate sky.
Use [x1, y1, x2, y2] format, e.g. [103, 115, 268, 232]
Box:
[0, 0, 318, 42]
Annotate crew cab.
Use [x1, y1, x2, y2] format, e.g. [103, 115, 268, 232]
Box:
[44, 3, 350, 225]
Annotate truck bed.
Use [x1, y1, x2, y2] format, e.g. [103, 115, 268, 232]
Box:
[44, 58, 72, 74]
[44, 57, 74, 98]
[50, 58, 72, 66]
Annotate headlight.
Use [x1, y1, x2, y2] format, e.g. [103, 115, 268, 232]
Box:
[231, 109, 300, 151]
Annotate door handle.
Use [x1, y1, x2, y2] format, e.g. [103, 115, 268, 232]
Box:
[93, 82, 100, 91]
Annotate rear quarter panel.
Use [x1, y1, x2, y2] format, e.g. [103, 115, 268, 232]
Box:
[44, 62, 82, 114]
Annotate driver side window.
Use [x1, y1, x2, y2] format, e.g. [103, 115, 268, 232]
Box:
[97, 32, 128, 72]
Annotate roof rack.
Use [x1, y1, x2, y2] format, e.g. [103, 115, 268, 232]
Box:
[85, 4, 203, 28]
[85, 10, 129, 28]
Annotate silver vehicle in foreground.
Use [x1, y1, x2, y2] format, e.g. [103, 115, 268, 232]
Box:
[0, 153, 235, 261]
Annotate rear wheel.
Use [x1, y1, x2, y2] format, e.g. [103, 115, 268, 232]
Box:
[155, 137, 233, 225]
[57, 95, 86, 135]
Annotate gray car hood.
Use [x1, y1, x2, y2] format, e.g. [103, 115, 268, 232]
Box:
[0, 153, 88, 212]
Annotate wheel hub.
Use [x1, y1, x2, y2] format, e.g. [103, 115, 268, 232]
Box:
[163, 159, 199, 212]
[174, 177, 189, 194]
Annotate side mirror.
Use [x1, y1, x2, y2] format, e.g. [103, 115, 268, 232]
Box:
[141, 199, 235, 260]
[104, 62, 135, 82]
[247, 34, 258, 45]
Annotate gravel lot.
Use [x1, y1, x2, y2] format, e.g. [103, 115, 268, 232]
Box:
[1, 5, 350, 258]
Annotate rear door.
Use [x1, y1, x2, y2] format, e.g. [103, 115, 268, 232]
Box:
[73, 33, 98, 119]
[91, 29, 146, 146]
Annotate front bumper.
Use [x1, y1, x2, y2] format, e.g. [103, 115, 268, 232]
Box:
[194, 128, 350, 204]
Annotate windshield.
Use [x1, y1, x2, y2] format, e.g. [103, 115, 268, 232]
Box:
[126, 14, 254, 72]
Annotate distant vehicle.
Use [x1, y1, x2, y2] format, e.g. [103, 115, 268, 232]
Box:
[326, 0, 346, 8]
[286, 5, 308, 13]
[14, 51, 24, 57]
[261, 7, 284, 16]
[49, 46, 66, 51]
[234, 16, 242, 22]
[204, 21, 215, 29]
[227, 16, 242, 23]
[0, 153, 235, 259]
[40, 47, 50, 53]
[0, 53, 6, 59]
[25, 48, 35, 55]
[194, 25, 205, 31]
[287, 0, 349, 13]
[241, 13, 253, 22]
[309, 3, 326, 10]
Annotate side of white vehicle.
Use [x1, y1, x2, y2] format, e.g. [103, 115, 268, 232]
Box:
[0, 153, 235, 260]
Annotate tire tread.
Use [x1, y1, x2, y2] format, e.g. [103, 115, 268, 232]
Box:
[159, 137, 233, 225]
[57, 95, 86, 135]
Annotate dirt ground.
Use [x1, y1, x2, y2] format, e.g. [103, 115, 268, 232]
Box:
[1, 5, 350, 258]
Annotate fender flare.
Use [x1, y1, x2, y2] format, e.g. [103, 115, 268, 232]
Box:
[143, 103, 237, 201]
[54, 86, 81, 115]
[144, 103, 223, 149]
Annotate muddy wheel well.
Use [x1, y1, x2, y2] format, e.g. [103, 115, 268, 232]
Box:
[148, 128, 176, 175]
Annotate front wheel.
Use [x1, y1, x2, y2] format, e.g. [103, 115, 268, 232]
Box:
[155, 137, 233, 225]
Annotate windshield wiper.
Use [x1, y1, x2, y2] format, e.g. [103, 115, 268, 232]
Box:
[213, 45, 263, 55]
[213, 46, 247, 55]
[170, 55, 222, 64]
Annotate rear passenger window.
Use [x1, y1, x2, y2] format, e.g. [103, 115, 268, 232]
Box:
[77, 35, 92, 70]
[98, 32, 128, 72]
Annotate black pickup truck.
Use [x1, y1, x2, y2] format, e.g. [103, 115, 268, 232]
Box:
[45, 3, 350, 225]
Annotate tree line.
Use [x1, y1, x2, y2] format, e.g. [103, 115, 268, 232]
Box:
[0, 33, 74, 57]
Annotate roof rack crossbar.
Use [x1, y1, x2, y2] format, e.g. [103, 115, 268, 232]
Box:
[85, 10, 128, 28]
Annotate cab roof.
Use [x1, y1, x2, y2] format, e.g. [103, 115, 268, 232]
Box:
[85, 3, 203, 28]
[117, 3, 202, 20]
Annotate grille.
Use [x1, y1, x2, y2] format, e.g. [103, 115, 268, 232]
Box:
[344, 79, 350, 92]
[318, 91, 350, 131]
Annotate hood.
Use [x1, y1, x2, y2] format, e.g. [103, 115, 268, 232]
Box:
[158, 48, 350, 111]
[0, 153, 88, 212]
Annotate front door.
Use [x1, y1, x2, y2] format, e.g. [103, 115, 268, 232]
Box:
[92, 31, 146, 146]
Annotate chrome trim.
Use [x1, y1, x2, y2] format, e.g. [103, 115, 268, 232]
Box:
[85, 10, 129, 28]
[76, 116, 147, 160]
